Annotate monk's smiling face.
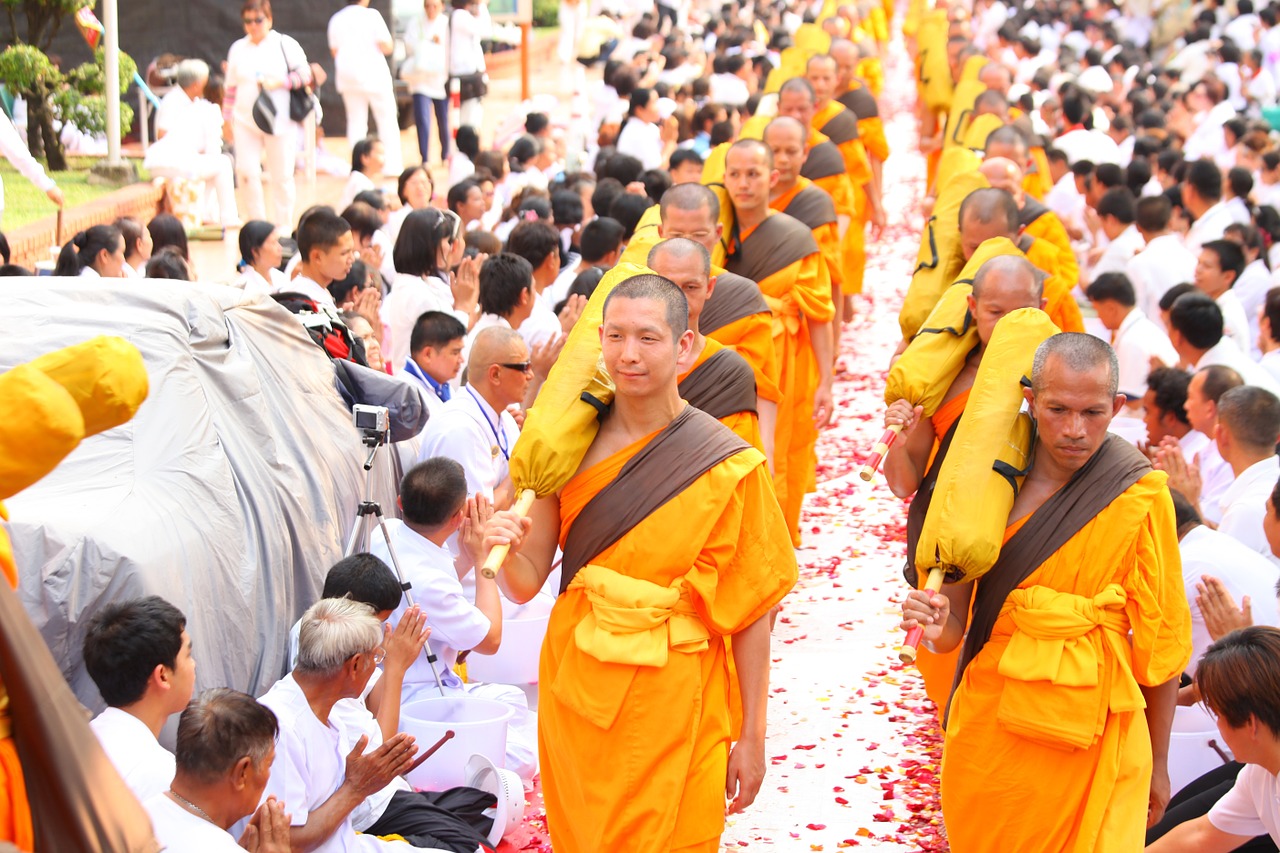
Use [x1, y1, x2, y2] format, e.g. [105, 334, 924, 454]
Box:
[601, 292, 694, 398]
[1026, 353, 1124, 474]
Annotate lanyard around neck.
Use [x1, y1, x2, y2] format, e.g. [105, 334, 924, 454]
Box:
[466, 385, 510, 461]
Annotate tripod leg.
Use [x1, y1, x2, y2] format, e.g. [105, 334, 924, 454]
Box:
[344, 512, 366, 558]
[375, 515, 447, 699]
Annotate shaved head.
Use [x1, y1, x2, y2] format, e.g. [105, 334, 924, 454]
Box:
[469, 326, 526, 372]
[1032, 332, 1119, 397]
[764, 116, 807, 147]
[960, 187, 1020, 234]
[778, 77, 817, 103]
[971, 254, 1042, 300]
[727, 138, 774, 169]
[660, 183, 720, 222]
[979, 157, 1023, 195]
[806, 54, 838, 74]
[978, 63, 1012, 94]
[830, 38, 859, 60]
[603, 273, 689, 335]
[984, 125, 1029, 162]
[648, 238, 711, 279]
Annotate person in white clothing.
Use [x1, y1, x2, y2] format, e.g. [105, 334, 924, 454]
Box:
[381, 207, 480, 370]
[224, 1, 313, 228]
[256, 598, 418, 852]
[1089, 188, 1145, 281]
[1142, 367, 1212, 467]
[1194, 239, 1254, 355]
[235, 220, 289, 294]
[286, 209, 356, 307]
[1146, 627, 1280, 852]
[1171, 491, 1280, 680]
[1260, 289, 1280, 383]
[1157, 363, 1247, 527]
[386, 164, 434, 247]
[417, 327, 527, 508]
[339, 138, 386, 212]
[398, 311, 467, 417]
[615, 87, 676, 171]
[329, 0, 402, 179]
[0, 111, 62, 225]
[1224, 223, 1271, 358]
[84, 596, 195, 803]
[52, 224, 128, 278]
[462, 253, 537, 365]
[114, 216, 152, 278]
[1213, 386, 1280, 562]
[449, 0, 491, 131]
[1183, 159, 1235, 256]
[144, 689, 289, 853]
[1086, 273, 1177, 403]
[403, 0, 451, 164]
[505, 220, 580, 350]
[1128, 196, 1200, 322]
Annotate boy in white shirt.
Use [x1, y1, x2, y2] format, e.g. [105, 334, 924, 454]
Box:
[285, 208, 356, 307]
[84, 596, 196, 803]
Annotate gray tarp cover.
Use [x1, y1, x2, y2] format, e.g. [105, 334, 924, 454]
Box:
[1, 278, 407, 709]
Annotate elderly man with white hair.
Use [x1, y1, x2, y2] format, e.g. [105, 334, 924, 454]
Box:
[144, 57, 241, 227]
[254, 598, 423, 851]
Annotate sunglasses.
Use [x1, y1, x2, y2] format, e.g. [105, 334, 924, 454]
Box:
[243, 15, 266, 24]
[499, 362, 533, 373]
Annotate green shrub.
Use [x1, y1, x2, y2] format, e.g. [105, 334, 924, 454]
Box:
[532, 0, 558, 29]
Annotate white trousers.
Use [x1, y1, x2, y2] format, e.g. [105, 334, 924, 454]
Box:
[342, 88, 404, 177]
[232, 120, 297, 229]
[151, 152, 240, 225]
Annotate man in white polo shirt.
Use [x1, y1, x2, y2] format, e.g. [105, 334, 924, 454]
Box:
[1214, 386, 1280, 562]
[85, 596, 195, 803]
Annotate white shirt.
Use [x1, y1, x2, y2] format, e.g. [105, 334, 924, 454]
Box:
[1225, 196, 1253, 226]
[1185, 201, 1235, 256]
[448, 6, 489, 78]
[1044, 172, 1087, 235]
[339, 171, 376, 213]
[286, 274, 337, 308]
[225, 31, 310, 134]
[328, 4, 393, 94]
[1198, 438, 1235, 526]
[1090, 224, 1145, 281]
[403, 11, 450, 99]
[1179, 525, 1280, 675]
[520, 289, 562, 351]
[1196, 337, 1280, 394]
[396, 359, 450, 419]
[1262, 350, 1280, 383]
[1053, 128, 1122, 166]
[416, 387, 519, 500]
[1218, 455, 1280, 562]
[144, 88, 223, 173]
[89, 707, 176, 803]
[1111, 308, 1178, 399]
[144, 792, 245, 852]
[615, 117, 664, 171]
[0, 112, 54, 213]
[708, 73, 750, 107]
[1218, 289, 1255, 357]
[238, 266, 289, 297]
[371, 520, 491, 695]
[1127, 233, 1199, 322]
[257, 675, 407, 852]
[1235, 260, 1271, 358]
[381, 273, 467, 371]
[1209, 763, 1280, 842]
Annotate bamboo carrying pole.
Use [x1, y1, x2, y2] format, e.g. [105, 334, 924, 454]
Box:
[480, 489, 536, 578]
[858, 422, 904, 481]
[898, 567, 946, 664]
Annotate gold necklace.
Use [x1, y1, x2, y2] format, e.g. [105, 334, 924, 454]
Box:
[168, 788, 216, 826]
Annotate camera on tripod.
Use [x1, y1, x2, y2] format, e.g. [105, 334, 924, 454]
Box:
[353, 404, 390, 446]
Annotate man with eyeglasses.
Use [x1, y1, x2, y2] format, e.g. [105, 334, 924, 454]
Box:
[418, 326, 528, 514]
[256, 598, 419, 851]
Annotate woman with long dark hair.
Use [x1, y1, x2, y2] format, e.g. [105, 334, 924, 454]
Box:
[380, 207, 481, 369]
[113, 216, 152, 277]
[53, 225, 127, 278]
[339, 137, 385, 211]
[235, 219, 287, 293]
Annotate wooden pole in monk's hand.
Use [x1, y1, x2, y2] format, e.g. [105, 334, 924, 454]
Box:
[480, 489, 536, 578]
[899, 567, 945, 664]
[859, 423, 904, 481]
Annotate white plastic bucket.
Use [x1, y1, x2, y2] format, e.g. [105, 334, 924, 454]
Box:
[465, 593, 554, 686]
[1168, 704, 1232, 797]
[400, 697, 514, 791]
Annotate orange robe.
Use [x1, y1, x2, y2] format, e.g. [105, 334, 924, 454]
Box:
[912, 388, 969, 715]
[810, 111, 873, 295]
[943, 472, 1191, 852]
[706, 266, 783, 405]
[679, 338, 766, 454]
[736, 216, 835, 544]
[1023, 208, 1082, 294]
[541, 428, 797, 853]
[771, 178, 844, 294]
[1022, 238, 1085, 333]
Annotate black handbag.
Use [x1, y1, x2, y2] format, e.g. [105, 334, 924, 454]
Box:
[279, 36, 315, 122]
[456, 71, 487, 101]
[252, 86, 276, 133]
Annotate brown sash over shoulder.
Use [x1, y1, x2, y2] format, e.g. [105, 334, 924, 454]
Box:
[838, 87, 879, 119]
[800, 140, 847, 182]
[700, 272, 769, 335]
[784, 185, 839, 229]
[679, 347, 758, 420]
[1019, 195, 1050, 229]
[819, 107, 861, 144]
[952, 436, 1152, 689]
[559, 405, 751, 593]
[725, 213, 819, 286]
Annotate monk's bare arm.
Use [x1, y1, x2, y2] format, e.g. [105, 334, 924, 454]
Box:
[1141, 677, 1180, 827]
[726, 613, 770, 815]
[485, 494, 560, 604]
[900, 580, 973, 653]
[757, 397, 777, 472]
[882, 400, 935, 498]
[1144, 816, 1252, 852]
[807, 317, 835, 427]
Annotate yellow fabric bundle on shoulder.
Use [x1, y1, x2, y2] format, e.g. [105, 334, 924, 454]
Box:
[917, 10, 953, 111]
[621, 205, 664, 266]
[885, 282, 977, 418]
[914, 307, 1059, 582]
[961, 113, 1007, 151]
[899, 170, 988, 340]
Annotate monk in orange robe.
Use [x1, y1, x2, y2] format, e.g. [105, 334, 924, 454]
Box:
[485, 275, 797, 853]
[658, 183, 782, 466]
[724, 139, 835, 545]
[902, 333, 1191, 851]
[883, 255, 1045, 712]
[764, 117, 844, 296]
[648, 239, 766, 454]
